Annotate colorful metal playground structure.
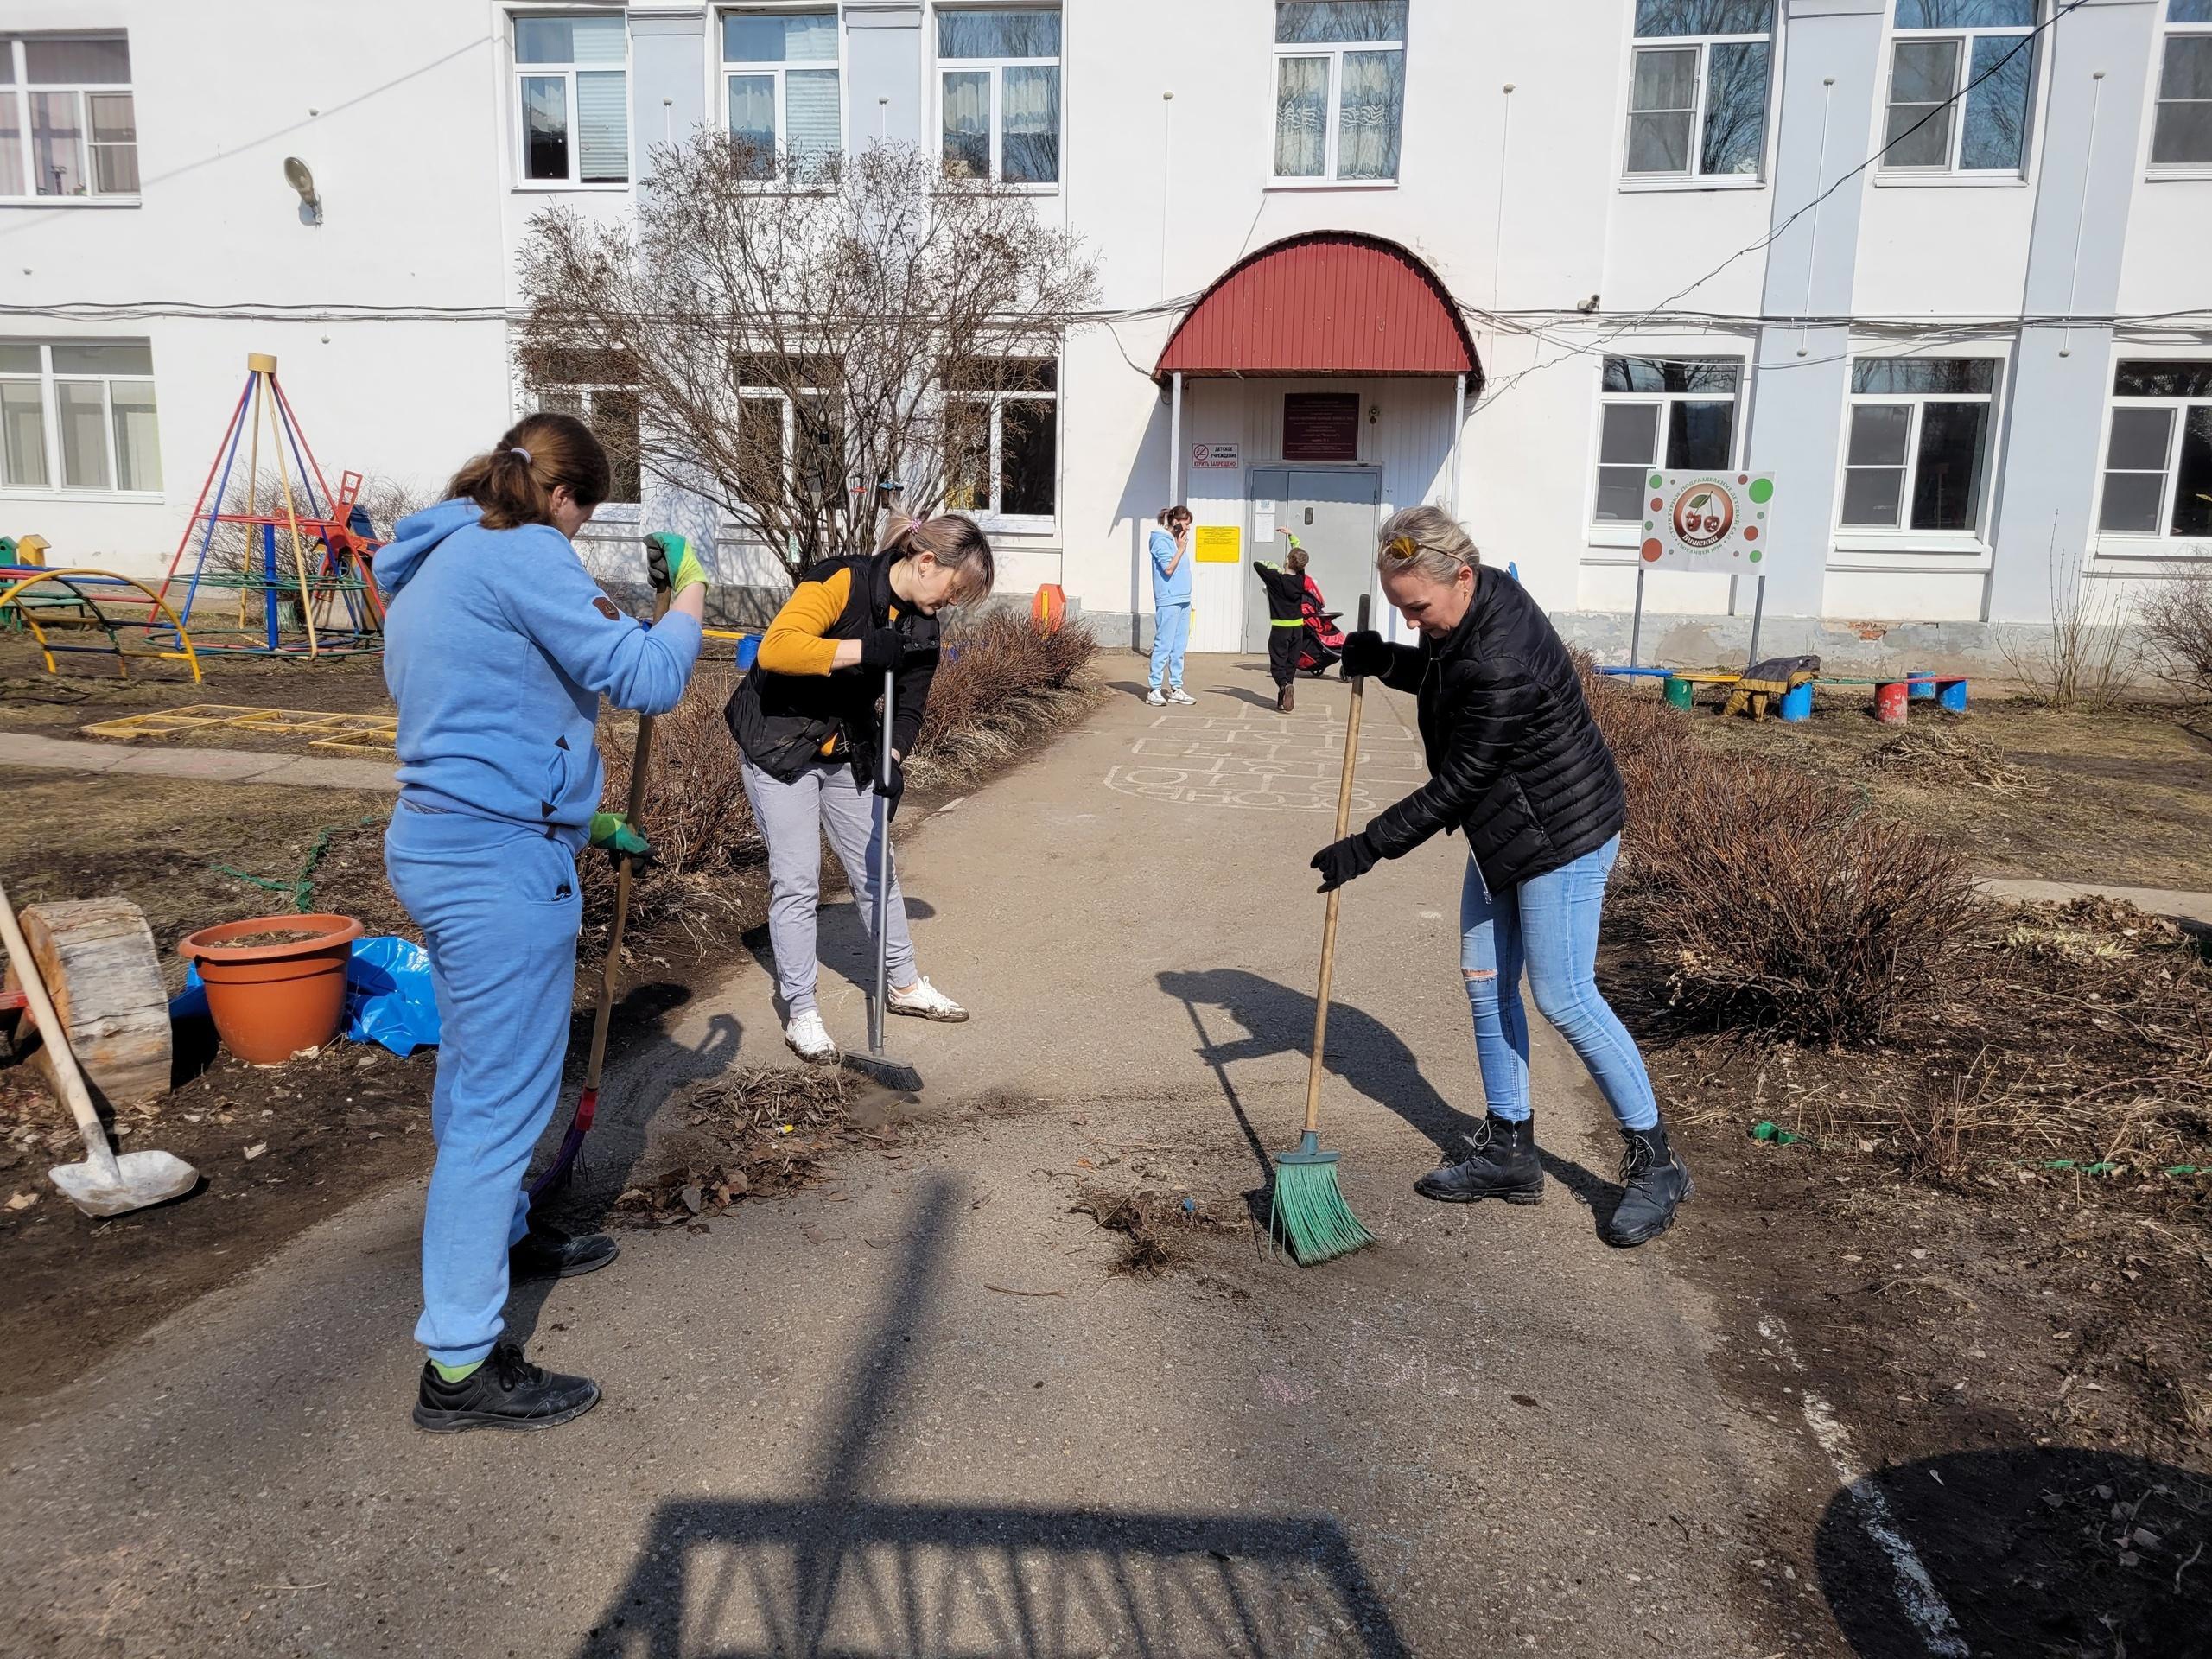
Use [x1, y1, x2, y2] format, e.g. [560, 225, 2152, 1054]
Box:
[0, 556, 203, 683]
[155, 352, 383, 658]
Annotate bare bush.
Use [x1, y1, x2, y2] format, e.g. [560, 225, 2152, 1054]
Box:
[515, 135, 1098, 575]
[2142, 563, 2212, 701]
[910, 611, 1099, 788]
[1998, 537, 2142, 711]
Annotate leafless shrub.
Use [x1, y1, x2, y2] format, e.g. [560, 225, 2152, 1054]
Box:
[909, 611, 1098, 789]
[2142, 563, 2212, 702]
[514, 134, 1099, 576]
[1998, 537, 2142, 711]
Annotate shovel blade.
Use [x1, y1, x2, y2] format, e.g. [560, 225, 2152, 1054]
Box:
[48, 1149, 200, 1217]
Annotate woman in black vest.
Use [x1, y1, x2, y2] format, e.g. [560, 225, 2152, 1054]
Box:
[1310, 506, 1689, 1247]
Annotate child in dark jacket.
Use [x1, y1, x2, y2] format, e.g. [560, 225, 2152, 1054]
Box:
[1252, 536, 1312, 712]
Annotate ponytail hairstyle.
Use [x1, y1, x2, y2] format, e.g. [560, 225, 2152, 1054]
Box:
[876, 509, 997, 601]
[445, 412, 613, 532]
[1158, 504, 1192, 531]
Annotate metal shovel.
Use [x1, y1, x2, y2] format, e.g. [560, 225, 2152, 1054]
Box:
[0, 877, 199, 1217]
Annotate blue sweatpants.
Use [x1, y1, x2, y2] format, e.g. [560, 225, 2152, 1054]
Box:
[1147, 601, 1191, 691]
[385, 801, 583, 1368]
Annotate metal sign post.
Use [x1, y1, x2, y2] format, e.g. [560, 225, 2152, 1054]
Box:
[1745, 572, 1766, 671]
[1629, 566, 1646, 668]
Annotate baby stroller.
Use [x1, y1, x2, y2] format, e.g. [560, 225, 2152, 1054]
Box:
[1297, 575, 1344, 677]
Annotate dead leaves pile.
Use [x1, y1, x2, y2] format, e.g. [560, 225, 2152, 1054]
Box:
[611, 1065, 855, 1227]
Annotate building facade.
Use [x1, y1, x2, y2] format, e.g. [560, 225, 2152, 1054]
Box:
[4, 1, 2210, 665]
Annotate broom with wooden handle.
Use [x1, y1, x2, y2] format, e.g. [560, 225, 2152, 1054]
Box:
[1269, 596, 1378, 1266]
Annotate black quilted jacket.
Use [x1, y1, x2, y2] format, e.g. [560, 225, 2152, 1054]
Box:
[1362, 564, 1625, 893]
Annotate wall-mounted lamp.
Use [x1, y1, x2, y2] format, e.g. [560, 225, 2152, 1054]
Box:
[283, 156, 323, 226]
[1367, 404, 1380, 424]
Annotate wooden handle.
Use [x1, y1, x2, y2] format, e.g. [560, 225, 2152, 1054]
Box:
[582, 585, 672, 1093]
[1303, 594, 1372, 1137]
[0, 877, 118, 1179]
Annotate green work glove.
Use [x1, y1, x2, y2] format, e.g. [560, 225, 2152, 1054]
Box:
[588, 810, 656, 868]
[641, 531, 709, 599]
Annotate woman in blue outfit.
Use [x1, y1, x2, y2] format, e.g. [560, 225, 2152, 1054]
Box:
[1310, 505, 1690, 1249]
[377, 413, 707, 1431]
[1146, 504, 1194, 706]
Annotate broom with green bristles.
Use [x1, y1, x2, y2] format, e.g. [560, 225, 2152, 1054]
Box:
[1269, 596, 1378, 1266]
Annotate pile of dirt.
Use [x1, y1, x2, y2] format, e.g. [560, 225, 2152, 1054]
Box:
[1862, 726, 2036, 793]
[608, 1065, 857, 1225]
[1070, 1181, 1243, 1276]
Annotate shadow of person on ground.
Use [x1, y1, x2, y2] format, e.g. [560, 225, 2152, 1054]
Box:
[569, 1174, 1413, 1659]
[1816, 1446, 2211, 1657]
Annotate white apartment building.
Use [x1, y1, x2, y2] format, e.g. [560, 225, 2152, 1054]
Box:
[4, 1, 2210, 667]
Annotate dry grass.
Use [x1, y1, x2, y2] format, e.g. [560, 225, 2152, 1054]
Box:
[1862, 727, 2036, 793]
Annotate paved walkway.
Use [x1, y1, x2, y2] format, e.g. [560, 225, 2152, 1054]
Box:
[0, 728, 397, 791]
[1975, 875, 2212, 928]
[0, 658, 1840, 1656]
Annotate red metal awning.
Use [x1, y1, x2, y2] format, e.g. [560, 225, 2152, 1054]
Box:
[1154, 232, 1482, 382]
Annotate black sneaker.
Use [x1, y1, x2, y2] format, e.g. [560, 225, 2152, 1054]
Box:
[1414, 1112, 1546, 1205]
[413, 1341, 600, 1433]
[510, 1222, 619, 1280]
[1603, 1122, 1692, 1248]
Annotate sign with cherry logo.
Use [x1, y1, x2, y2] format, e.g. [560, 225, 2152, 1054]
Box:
[1638, 473, 1774, 569]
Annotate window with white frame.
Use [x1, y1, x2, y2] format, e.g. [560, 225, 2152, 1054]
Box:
[2098, 360, 2212, 540]
[1624, 3, 1774, 180]
[1840, 358, 1998, 533]
[723, 10, 842, 180]
[944, 357, 1056, 523]
[1880, 1, 2038, 175]
[735, 354, 846, 509]
[2152, 0, 2212, 169]
[537, 351, 641, 505]
[1, 35, 137, 200]
[1592, 357, 1742, 524]
[0, 339, 160, 494]
[938, 8, 1061, 185]
[513, 14, 628, 186]
[1272, 1, 1406, 183]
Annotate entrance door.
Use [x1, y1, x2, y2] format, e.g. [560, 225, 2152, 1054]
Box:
[1243, 468, 1381, 654]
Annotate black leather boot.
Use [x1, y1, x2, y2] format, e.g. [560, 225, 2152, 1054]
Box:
[510, 1221, 619, 1280]
[1603, 1121, 1692, 1247]
[412, 1341, 600, 1433]
[1414, 1112, 1545, 1205]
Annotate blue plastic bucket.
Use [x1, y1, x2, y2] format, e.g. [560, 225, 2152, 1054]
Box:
[735, 633, 760, 670]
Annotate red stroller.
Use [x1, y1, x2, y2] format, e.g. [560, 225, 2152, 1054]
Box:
[1298, 574, 1344, 677]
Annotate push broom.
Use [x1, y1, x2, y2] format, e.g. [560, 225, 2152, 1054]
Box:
[530, 548, 673, 1199]
[1269, 595, 1377, 1266]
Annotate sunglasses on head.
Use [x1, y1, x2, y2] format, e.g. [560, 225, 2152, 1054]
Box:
[1382, 535, 1469, 568]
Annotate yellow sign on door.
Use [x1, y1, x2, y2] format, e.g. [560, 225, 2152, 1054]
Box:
[1193, 525, 1242, 563]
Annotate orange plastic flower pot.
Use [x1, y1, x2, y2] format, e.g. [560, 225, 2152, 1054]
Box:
[178, 912, 364, 1065]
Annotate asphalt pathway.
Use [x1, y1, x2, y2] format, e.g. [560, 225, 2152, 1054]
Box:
[0, 657, 1847, 1656]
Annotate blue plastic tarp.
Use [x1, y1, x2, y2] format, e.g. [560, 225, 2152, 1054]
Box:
[168, 935, 441, 1057]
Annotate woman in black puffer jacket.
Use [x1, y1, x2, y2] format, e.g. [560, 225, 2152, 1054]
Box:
[1309, 505, 1689, 1248]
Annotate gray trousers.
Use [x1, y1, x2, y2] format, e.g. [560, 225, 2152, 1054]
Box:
[741, 755, 917, 1017]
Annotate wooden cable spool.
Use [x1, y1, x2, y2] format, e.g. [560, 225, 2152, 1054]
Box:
[0, 897, 172, 1108]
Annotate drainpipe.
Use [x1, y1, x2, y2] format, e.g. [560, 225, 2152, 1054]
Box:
[1449, 372, 1466, 517]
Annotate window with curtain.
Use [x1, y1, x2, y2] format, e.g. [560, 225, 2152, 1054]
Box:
[0, 339, 161, 494]
[1840, 358, 1999, 533]
[937, 8, 1061, 185]
[1592, 358, 1742, 524]
[944, 358, 1057, 523]
[2152, 0, 2212, 168]
[1623, 3, 1773, 180]
[723, 10, 842, 179]
[1272, 2, 1406, 183]
[2098, 360, 2212, 539]
[1, 35, 137, 199]
[513, 14, 628, 185]
[1880, 1, 2038, 175]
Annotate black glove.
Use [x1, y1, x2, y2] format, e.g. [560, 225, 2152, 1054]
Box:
[1339, 630, 1392, 682]
[876, 752, 906, 821]
[1310, 833, 1379, 893]
[858, 626, 908, 673]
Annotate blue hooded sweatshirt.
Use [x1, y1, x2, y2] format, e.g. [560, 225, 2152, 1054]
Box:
[375, 500, 702, 843]
[1149, 525, 1191, 606]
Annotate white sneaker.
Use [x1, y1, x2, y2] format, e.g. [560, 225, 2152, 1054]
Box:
[1144, 689, 1167, 707]
[1166, 687, 1197, 706]
[887, 976, 969, 1023]
[784, 1008, 839, 1064]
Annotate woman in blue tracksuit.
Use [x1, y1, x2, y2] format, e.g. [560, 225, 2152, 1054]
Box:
[1146, 504, 1194, 705]
[376, 413, 706, 1433]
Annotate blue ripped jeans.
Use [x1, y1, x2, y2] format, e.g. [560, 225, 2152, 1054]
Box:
[1459, 833, 1658, 1132]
